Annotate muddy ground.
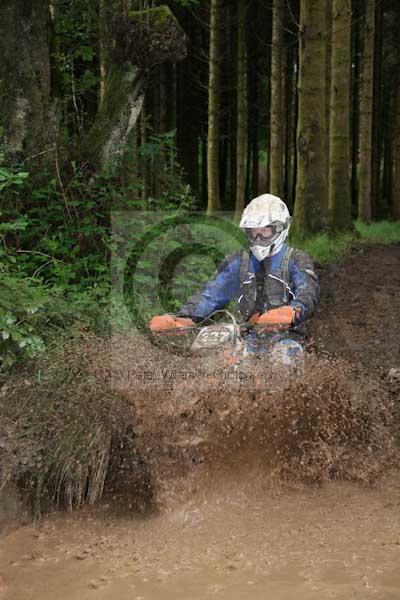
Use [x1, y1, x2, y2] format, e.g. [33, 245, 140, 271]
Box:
[311, 243, 400, 372]
[1, 243, 400, 600]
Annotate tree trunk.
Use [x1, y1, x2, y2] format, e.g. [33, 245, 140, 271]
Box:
[235, 0, 248, 216]
[351, 0, 361, 217]
[84, 65, 145, 170]
[83, 6, 186, 174]
[371, 0, 383, 218]
[284, 44, 296, 211]
[358, 0, 375, 222]
[328, 0, 352, 230]
[392, 79, 400, 220]
[293, 0, 328, 236]
[325, 0, 332, 199]
[382, 91, 392, 215]
[0, 0, 56, 165]
[269, 0, 285, 197]
[176, 10, 201, 196]
[207, 0, 222, 213]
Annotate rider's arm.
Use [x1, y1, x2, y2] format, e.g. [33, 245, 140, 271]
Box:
[289, 250, 320, 322]
[176, 252, 242, 322]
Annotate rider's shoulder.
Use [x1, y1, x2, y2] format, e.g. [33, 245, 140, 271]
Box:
[287, 246, 315, 269]
[218, 250, 243, 272]
[288, 246, 318, 280]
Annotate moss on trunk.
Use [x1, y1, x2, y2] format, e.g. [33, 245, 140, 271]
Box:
[84, 66, 144, 170]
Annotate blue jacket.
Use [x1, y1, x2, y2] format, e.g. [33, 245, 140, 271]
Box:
[177, 243, 320, 324]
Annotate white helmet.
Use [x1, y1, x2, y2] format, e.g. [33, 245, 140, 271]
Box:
[239, 194, 291, 261]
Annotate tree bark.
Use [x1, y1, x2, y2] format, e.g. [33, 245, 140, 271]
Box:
[207, 0, 222, 213]
[392, 79, 400, 220]
[358, 0, 375, 222]
[0, 0, 56, 165]
[328, 0, 352, 230]
[269, 0, 285, 197]
[284, 44, 297, 211]
[293, 0, 328, 236]
[325, 0, 332, 199]
[235, 0, 248, 216]
[371, 0, 383, 218]
[351, 0, 361, 216]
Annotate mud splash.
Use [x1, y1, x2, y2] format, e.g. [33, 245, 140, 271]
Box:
[86, 332, 397, 510]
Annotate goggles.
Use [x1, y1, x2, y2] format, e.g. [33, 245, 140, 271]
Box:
[244, 220, 287, 245]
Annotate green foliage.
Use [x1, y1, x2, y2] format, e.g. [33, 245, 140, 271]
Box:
[355, 220, 400, 244]
[0, 210, 47, 369]
[0, 153, 29, 192]
[0, 271, 47, 369]
[0, 130, 197, 371]
[52, 0, 100, 134]
[173, 0, 200, 6]
[290, 232, 355, 264]
[291, 220, 400, 264]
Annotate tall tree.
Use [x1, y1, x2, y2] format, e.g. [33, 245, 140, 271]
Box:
[176, 6, 202, 196]
[284, 42, 298, 211]
[358, 0, 375, 222]
[269, 0, 285, 197]
[328, 0, 352, 230]
[235, 0, 248, 215]
[325, 0, 332, 197]
[207, 0, 222, 213]
[293, 0, 328, 235]
[370, 0, 383, 217]
[351, 0, 362, 214]
[0, 0, 56, 165]
[392, 78, 400, 220]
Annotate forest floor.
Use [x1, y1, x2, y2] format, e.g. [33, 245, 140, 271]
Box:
[1, 243, 400, 600]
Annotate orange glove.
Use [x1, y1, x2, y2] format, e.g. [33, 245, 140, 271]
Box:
[150, 314, 195, 333]
[249, 306, 295, 329]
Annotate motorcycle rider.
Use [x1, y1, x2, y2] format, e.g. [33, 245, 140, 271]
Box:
[150, 194, 319, 354]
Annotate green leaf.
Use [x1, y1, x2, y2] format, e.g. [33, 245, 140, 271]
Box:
[74, 45, 95, 61]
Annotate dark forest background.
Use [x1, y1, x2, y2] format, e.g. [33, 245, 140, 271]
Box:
[0, 0, 399, 368]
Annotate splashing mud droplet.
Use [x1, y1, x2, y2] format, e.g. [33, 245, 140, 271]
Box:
[87, 332, 399, 511]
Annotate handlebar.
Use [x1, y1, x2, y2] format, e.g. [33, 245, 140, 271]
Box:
[152, 308, 292, 336]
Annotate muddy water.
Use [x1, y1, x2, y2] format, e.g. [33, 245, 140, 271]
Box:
[2, 244, 400, 600]
[2, 474, 400, 600]
[2, 351, 397, 599]
[2, 350, 399, 600]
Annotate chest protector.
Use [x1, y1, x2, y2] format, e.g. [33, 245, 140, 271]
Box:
[237, 246, 294, 320]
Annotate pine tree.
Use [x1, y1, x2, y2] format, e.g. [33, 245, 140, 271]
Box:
[0, 0, 55, 164]
[269, 0, 285, 197]
[293, 0, 328, 235]
[392, 78, 400, 220]
[207, 0, 222, 213]
[358, 0, 375, 222]
[235, 0, 248, 215]
[328, 0, 352, 230]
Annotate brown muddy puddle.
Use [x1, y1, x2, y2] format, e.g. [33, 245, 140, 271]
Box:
[2, 475, 400, 600]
